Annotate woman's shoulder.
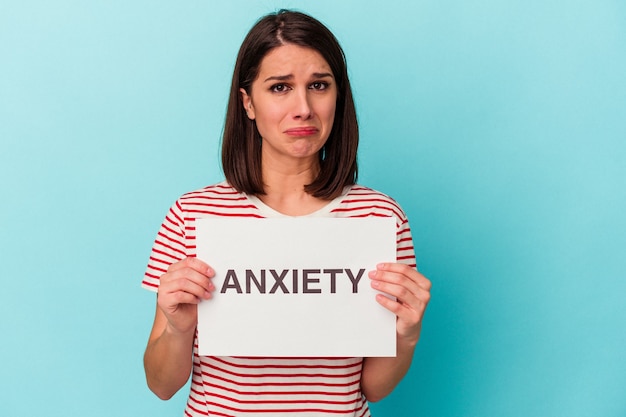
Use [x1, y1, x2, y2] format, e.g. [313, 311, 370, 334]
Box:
[344, 184, 403, 207]
[167, 181, 261, 219]
[335, 184, 408, 221]
[345, 184, 394, 199]
[166, 181, 246, 213]
[178, 181, 241, 201]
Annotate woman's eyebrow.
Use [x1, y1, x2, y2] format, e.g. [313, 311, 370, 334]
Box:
[264, 74, 293, 82]
[263, 72, 334, 82]
[312, 72, 334, 79]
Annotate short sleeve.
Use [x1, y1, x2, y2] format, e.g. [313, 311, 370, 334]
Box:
[142, 199, 187, 292]
[395, 207, 417, 269]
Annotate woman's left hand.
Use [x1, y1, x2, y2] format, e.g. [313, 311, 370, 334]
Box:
[368, 263, 431, 346]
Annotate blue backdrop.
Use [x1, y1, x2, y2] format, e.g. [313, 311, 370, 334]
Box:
[1, 1, 625, 416]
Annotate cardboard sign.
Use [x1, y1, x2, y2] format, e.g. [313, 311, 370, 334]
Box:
[195, 217, 397, 357]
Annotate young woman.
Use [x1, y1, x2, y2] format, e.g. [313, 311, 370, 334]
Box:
[142, 10, 431, 416]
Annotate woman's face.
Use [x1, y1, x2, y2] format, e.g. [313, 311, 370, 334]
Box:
[241, 44, 337, 166]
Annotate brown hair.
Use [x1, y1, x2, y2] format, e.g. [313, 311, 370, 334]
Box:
[221, 10, 358, 199]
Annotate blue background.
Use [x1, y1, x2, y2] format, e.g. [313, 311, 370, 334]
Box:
[1, 1, 625, 416]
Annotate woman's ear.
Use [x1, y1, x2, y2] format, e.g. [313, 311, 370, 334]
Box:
[240, 88, 255, 120]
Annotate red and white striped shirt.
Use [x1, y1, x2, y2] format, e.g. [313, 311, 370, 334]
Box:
[143, 182, 416, 416]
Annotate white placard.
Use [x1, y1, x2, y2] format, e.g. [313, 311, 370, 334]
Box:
[195, 217, 397, 357]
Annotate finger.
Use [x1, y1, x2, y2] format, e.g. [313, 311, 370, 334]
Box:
[368, 269, 423, 299]
[369, 264, 431, 309]
[374, 286, 429, 326]
[163, 260, 215, 287]
[375, 292, 407, 316]
[159, 288, 204, 307]
[161, 274, 215, 300]
[160, 264, 215, 298]
[374, 293, 426, 324]
[167, 257, 214, 277]
[370, 278, 425, 308]
[372, 263, 432, 291]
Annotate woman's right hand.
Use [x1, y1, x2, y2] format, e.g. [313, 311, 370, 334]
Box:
[156, 257, 215, 335]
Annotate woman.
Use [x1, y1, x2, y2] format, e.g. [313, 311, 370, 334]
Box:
[142, 10, 431, 416]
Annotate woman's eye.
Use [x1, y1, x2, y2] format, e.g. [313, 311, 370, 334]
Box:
[271, 84, 289, 93]
[310, 82, 328, 90]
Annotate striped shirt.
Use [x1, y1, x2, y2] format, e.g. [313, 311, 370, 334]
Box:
[142, 182, 416, 416]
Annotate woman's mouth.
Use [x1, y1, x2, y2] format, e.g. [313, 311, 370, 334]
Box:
[284, 127, 319, 137]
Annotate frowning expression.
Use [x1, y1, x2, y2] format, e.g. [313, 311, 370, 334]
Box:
[241, 44, 337, 165]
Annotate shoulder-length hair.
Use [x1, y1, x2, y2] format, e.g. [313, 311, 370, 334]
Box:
[221, 10, 358, 200]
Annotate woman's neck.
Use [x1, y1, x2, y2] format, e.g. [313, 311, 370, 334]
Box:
[258, 155, 328, 216]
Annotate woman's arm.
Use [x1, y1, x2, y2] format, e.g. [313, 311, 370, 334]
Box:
[361, 263, 431, 402]
[143, 258, 215, 400]
[144, 306, 196, 400]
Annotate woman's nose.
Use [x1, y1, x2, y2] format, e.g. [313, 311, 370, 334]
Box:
[292, 90, 312, 120]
